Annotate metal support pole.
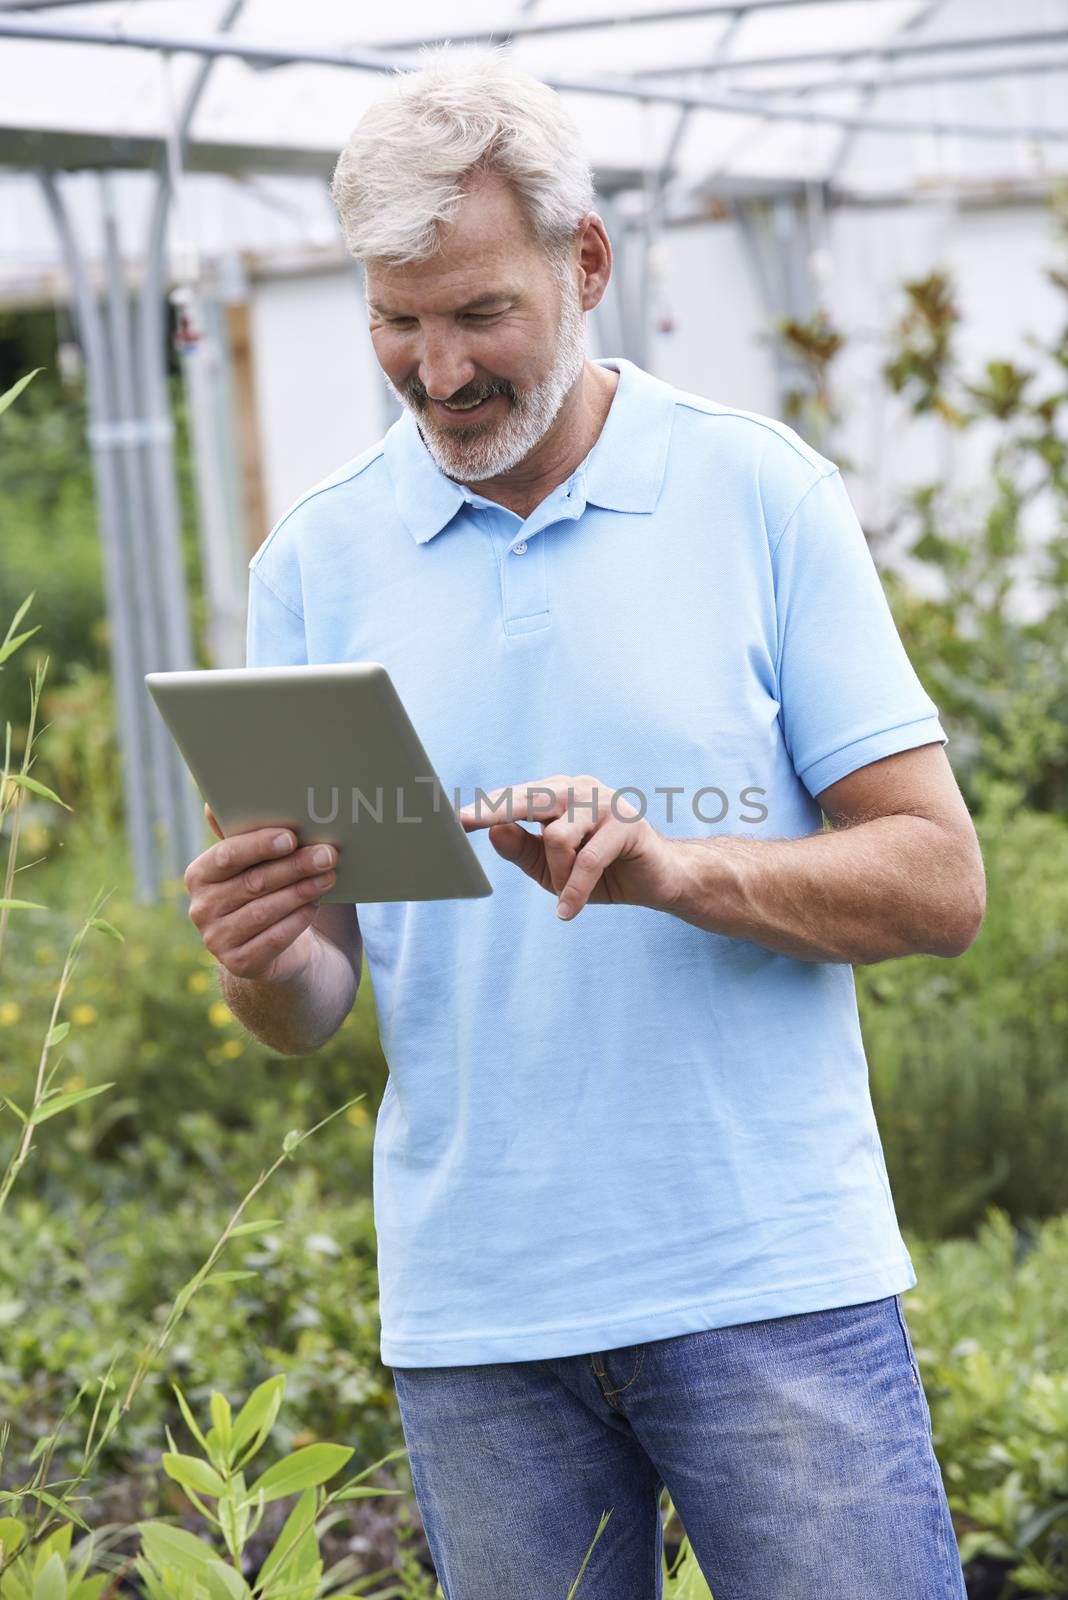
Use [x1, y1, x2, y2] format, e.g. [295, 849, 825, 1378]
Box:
[37, 170, 160, 902]
[99, 172, 187, 890]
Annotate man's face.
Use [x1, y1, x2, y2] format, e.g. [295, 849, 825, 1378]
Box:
[365, 175, 587, 482]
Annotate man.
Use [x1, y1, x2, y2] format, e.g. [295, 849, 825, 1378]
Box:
[184, 48, 984, 1600]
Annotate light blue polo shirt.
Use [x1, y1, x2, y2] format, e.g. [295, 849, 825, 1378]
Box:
[246, 356, 947, 1368]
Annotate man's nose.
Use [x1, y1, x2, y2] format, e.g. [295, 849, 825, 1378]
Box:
[418, 335, 476, 401]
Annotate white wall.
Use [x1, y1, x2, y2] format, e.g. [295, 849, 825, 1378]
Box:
[248, 266, 391, 527]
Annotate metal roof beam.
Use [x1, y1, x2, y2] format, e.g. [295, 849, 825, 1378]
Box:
[375, 0, 910, 48]
[634, 27, 1068, 78]
[1, 14, 1067, 147]
[734, 53, 1068, 100]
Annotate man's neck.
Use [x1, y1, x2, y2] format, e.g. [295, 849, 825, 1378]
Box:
[455, 361, 621, 522]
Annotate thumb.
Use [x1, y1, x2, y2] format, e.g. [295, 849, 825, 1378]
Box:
[488, 821, 540, 873]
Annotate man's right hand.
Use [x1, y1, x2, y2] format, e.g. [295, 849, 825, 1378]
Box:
[184, 802, 338, 984]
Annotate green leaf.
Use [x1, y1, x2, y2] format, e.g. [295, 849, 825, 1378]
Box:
[26, 1491, 91, 1533]
[205, 1562, 251, 1600]
[45, 1022, 70, 1048]
[5, 773, 72, 811]
[231, 1374, 285, 1464]
[171, 1276, 202, 1320]
[138, 1521, 219, 1575]
[162, 1452, 228, 1499]
[71, 1578, 108, 1600]
[203, 1270, 258, 1287]
[32, 1552, 66, 1600]
[248, 1444, 354, 1504]
[282, 1130, 302, 1155]
[0, 899, 48, 912]
[331, 1485, 403, 1500]
[3, 1096, 28, 1123]
[88, 917, 124, 944]
[0, 1516, 28, 1561]
[30, 1084, 114, 1124]
[330, 1443, 409, 1490]
[254, 1487, 316, 1592]
[172, 1383, 210, 1453]
[0, 369, 44, 417]
[211, 1392, 233, 1456]
[0, 627, 41, 667]
[228, 1220, 282, 1238]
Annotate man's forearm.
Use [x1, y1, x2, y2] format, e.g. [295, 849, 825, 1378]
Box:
[664, 814, 985, 965]
[217, 929, 358, 1056]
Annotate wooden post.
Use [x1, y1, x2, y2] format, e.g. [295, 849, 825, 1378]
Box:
[225, 294, 269, 560]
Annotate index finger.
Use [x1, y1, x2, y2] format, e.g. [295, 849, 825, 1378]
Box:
[195, 823, 298, 885]
[459, 778, 568, 829]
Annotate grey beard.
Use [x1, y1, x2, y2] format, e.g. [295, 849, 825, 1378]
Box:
[384, 286, 588, 483]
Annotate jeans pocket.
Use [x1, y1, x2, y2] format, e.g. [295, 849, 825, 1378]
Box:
[893, 1293, 921, 1388]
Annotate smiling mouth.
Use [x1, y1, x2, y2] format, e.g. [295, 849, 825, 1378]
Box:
[431, 393, 501, 422]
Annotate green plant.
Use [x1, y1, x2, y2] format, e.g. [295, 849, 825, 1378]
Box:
[135, 1373, 406, 1600]
[905, 1209, 1068, 1595]
[873, 196, 1068, 818]
[0, 1515, 112, 1600]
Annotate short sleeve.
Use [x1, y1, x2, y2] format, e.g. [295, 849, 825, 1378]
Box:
[773, 466, 947, 799]
[245, 563, 307, 669]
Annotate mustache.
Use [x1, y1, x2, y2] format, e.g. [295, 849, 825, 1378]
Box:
[403, 377, 517, 410]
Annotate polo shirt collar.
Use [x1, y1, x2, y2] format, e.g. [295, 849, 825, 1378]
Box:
[383, 356, 675, 545]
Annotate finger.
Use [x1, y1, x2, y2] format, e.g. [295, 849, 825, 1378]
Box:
[539, 811, 604, 896]
[216, 901, 323, 981]
[556, 825, 627, 918]
[204, 802, 224, 840]
[459, 778, 570, 829]
[190, 825, 303, 888]
[486, 822, 551, 886]
[206, 848, 338, 922]
[206, 875, 329, 959]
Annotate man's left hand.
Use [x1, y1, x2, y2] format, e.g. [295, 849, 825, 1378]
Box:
[457, 774, 679, 920]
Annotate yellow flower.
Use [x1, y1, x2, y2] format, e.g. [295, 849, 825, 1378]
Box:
[34, 943, 56, 965]
[63, 1073, 86, 1092]
[220, 1039, 244, 1060]
[346, 1104, 370, 1127]
[71, 1004, 97, 1026]
[0, 1002, 21, 1025]
[208, 1001, 232, 1029]
[187, 971, 211, 993]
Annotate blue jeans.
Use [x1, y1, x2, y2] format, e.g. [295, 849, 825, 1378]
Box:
[389, 1293, 968, 1600]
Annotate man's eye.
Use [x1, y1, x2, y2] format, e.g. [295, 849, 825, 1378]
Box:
[386, 317, 415, 327]
[464, 313, 500, 322]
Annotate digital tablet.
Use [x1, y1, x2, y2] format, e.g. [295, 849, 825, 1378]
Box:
[145, 662, 493, 904]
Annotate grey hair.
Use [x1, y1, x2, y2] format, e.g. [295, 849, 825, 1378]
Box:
[329, 45, 594, 275]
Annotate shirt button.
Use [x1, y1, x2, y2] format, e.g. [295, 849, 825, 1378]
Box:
[511, 542, 528, 555]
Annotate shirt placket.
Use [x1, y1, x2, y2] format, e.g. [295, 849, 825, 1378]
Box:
[472, 476, 585, 638]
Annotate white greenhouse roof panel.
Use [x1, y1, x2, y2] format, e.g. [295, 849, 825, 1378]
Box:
[0, 0, 1067, 202]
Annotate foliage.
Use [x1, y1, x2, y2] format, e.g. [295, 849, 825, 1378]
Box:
[906, 1210, 1068, 1597]
[772, 308, 845, 451]
[134, 1373, 405, 1600]
[0, 363, 207, 759]
[857, 801, 1068, 1239]
[2, 363, 386, 1590]
[873, 202, 1068, 818]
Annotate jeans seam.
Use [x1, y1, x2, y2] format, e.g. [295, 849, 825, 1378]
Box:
[902, 1329, 963, 1597]
[893, 1293, 920, 1388]
[603, 1344, 647, 1399]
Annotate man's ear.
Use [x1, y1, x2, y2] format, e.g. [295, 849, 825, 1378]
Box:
[577, 211, 612, 313]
